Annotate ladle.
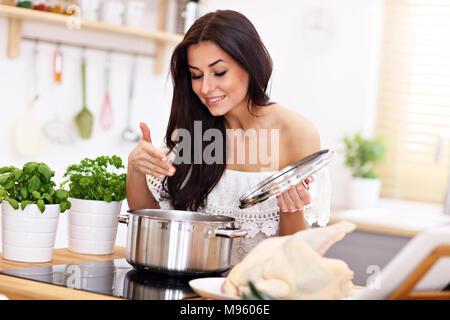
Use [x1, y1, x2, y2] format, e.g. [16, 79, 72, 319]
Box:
[121, 55, 140, 142]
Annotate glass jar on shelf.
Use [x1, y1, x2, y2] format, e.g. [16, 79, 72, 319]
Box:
[64, 0, 79, 16]
[33, 0, 49, 11]
[16, 0, 33, 8]
[1, 0, 18, 6]
[48, 0, 64, 13]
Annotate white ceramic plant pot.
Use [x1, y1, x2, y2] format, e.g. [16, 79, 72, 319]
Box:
[67, 198, 122, 255]
[348, 177, 381, 209]
[1, 202, 60, 263]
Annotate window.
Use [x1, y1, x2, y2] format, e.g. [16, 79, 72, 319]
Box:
[375, 0, 450, 203]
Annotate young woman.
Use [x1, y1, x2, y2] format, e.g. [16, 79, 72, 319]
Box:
[126, 10, 331, 264]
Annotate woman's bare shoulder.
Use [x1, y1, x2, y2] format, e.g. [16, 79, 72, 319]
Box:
[272, 105, 321, 164]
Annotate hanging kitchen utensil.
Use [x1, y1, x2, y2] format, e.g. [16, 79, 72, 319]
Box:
[239, 149, 336, 209]
[121, 55, 140, 142]
[99, 52, 114, 131]
[13, 41, 47, 157]
[74, 51, 94, 139]
[43, 43, 76, 145]
[53, 45, 63, 84]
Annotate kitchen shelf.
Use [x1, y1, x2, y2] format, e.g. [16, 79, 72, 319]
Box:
[0, 2, 184, 74]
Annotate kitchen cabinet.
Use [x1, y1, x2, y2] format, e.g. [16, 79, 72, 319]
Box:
[0, 1, 183, 74]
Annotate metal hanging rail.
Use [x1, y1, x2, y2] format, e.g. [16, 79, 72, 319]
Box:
[22, 35, 156, 59]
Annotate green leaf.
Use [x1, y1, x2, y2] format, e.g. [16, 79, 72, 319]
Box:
[38, 164, 53, 183]
[28, 175, 42, 192]
[61, 155, 127, 202]
[241, 281, 277, 300]
[23, 162, 38, 175]
[55, 189, 68, 201]
[7, 198, 19, 210]
[37, 199, 45, 213]
[21, 200, 33, 210]
[4, 177, 14, 190]
[0, 166, 15, 174]
[32, 190, 41, 200]
[103, 193, 112, 202]
[20, 187, 28, 199]
[343, 132, 387, 178]
[13, 169, 23, 181]
[0, 162, 61, 214]
[42, 192, 53, 204]
[59, 200, 70, 213]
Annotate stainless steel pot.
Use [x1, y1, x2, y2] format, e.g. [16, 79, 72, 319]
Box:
[118, 209, 247, 275]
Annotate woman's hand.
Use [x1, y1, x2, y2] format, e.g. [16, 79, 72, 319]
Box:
[128, 122, 176, 179]
[276, 176, 314, 213]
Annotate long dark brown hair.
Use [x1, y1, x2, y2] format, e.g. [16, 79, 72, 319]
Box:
[162, 10, 273, 211]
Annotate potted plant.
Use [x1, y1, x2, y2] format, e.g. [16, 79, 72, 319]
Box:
[343, 132, 387, 209]
[61, 155, 127, 255]
[0, 162, 70, 262]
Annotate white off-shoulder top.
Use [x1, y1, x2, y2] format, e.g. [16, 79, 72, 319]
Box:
[146, 146, 331, 265]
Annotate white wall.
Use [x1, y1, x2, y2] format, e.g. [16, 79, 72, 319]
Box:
[201, 0, 384, 207]
[0, 0, 384, 249]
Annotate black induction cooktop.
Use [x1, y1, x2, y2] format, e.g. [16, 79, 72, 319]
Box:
[0, 259, 227, 300]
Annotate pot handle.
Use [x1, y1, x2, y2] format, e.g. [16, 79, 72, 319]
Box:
[118, 215, 129, 225]
[214, 228, 247, 239]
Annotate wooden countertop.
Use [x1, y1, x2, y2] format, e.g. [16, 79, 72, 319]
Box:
[0, 247, 126, 300]
[330, 206, 450, 238]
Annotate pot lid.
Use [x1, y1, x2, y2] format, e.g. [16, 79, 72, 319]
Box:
[239, 149, 335, 209]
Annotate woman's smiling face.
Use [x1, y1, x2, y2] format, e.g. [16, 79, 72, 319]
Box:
[187, 41, 250, 117]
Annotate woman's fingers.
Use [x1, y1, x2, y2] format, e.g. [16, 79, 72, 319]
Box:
[295, 184, 311, 206]
[288, 186, 305, 211]
[138, 152, 175, 177]
[138, 139, 175, 173]
[278, 189, 296, 212]
[140, 122, 152, 143]
[277, 184, 312, 213]
[277, 194, 288, 212]
[140, 161, 171, 178]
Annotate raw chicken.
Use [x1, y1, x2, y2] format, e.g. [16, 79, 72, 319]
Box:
[222, 221, 356, 299]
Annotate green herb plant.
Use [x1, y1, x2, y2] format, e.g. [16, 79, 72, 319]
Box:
[0, 162, 70, 213]
[343, 132, 387, 179]
[61, 155, 127, 202]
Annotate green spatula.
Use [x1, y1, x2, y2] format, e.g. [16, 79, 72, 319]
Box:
[75, 55, 94, 139]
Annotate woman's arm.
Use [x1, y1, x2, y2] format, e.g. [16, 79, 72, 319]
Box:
[278, 210, 309, 236]
[126, 122, 176, 210]
[126, 167, 160, 210]
[277, 111, 321, 235]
